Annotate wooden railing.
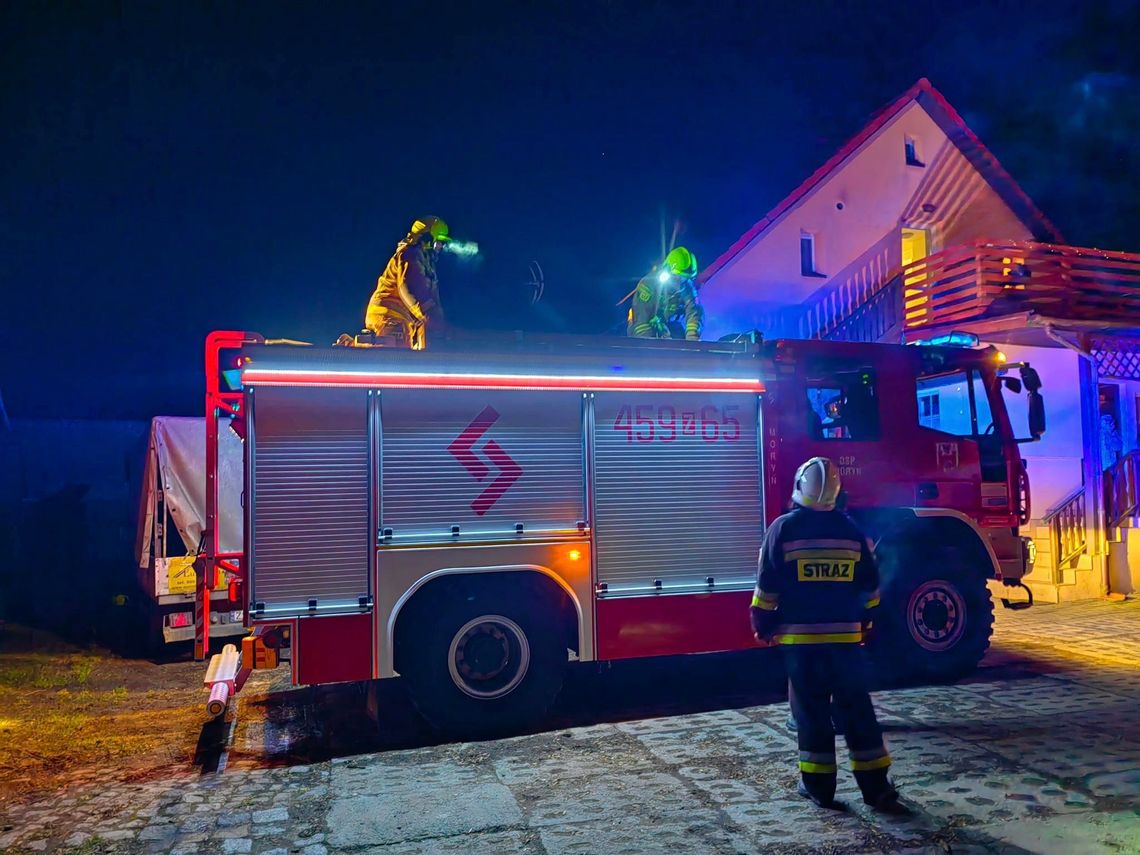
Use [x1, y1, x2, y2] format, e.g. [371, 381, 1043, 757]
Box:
[824, 274, 903, 343]
[904, 240, 1140, 331]
[1105, 449, 1140, 530]
[770, 234, 902, 344]
[1043, 486, 1087, 579]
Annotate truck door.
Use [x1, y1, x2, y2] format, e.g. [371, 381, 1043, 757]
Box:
[913, 368, 1000, 516]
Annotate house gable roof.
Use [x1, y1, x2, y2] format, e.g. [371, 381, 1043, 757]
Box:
[700, 79, 1064, 285]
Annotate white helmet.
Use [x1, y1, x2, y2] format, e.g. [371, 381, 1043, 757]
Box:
[792, 457, 842, 511]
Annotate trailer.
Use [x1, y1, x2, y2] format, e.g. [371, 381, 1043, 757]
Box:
[135, 417, 245, 644]
[200, 330, 1040, 734]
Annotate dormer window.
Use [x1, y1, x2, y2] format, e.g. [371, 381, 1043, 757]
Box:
[905, 135, 924, 167]
[800, 231, 825, 277]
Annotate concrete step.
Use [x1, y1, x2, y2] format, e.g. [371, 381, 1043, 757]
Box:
[1023, 580, 1061, 604]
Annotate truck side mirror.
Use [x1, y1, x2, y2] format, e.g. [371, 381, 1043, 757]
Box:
[1028, 391, 1046, 439]
[1001, 376, 1023, 394]
[1019, 364, 1042, 393]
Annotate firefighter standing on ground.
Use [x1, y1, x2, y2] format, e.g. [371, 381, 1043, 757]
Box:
[364, 216, 451, 348]
[627, 246, 703, 340]
[750, 457, 900, 811]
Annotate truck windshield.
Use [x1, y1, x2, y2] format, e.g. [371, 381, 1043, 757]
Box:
[916, 370, 994, 436]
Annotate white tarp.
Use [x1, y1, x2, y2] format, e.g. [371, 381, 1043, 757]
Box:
[136, 417, 243, 566]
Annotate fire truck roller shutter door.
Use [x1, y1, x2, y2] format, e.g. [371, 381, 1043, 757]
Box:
[859, 510, 995, 683]
[392, 571, 573, 736]
[592, 393, 762, 594]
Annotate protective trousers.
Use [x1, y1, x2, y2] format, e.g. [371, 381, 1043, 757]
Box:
[782, 644, 891, 804]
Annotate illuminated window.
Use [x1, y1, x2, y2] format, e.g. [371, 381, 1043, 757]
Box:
[800, 231, 824, 277]
[916, 370, 992, 435]
[806, 370, 879, 441]
[905, 136, 924, 167]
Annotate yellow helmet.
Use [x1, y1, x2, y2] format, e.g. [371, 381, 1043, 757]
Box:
[792, 457, 842, 511]
[409, 216, 450, 243]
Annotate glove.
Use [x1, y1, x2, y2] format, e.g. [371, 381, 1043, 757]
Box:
[750, 606, 776, 644]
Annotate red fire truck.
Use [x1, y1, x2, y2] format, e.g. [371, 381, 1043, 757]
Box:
[199, 330, 1042, 734]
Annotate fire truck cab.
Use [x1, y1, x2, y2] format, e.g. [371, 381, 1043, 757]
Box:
[200, 331, 1039, 734]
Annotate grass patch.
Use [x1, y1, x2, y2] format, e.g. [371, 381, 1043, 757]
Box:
[0, 645, 201, 798]
[0, 654, 100, 690]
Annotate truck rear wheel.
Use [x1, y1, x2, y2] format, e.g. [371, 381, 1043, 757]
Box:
[873, 551, 993, 684]
[401, 591, 566, 737]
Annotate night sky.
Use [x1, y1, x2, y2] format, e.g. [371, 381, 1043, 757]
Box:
[2, 1, 1137, 419]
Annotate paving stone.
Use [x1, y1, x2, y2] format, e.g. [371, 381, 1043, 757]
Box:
[361, 830, 540, 855]
[139, 823, 178, 841]
[515, 770, 695, 827]
[253, 806, 289, 824]
[221, 838, 253, 854]
[326, 782, 522, 848]
[539, 811, 745, 854]
[615, 708, 751, 735]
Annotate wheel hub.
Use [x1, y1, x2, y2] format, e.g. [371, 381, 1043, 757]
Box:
[907, 580, 966, 652]
[447, 615, 531, 699]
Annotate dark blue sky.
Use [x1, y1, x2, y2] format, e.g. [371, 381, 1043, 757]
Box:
[2, 1, 1136, 418]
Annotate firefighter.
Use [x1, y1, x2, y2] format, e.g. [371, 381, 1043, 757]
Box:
[364, 216, 451, 348]
[627, 246, 703, 340]
[750, 457, 901, 811]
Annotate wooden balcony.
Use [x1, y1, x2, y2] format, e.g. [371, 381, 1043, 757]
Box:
[903, 240, 1140, 338]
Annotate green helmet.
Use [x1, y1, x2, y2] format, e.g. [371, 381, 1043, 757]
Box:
[663, 246, 697, 279]
[409, 216, 450, 243]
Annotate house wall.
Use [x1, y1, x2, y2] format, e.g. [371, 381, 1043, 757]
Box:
[704, 103, 948, 339]
[702, 102, 1035, 341]
[993, 344, 1084, 518]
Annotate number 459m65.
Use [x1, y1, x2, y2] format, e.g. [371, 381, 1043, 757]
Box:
[613, 404, 742, 443]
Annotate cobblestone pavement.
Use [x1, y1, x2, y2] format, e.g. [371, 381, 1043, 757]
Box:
[2, 598, 1138, 854]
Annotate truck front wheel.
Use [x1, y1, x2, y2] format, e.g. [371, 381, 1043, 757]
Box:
[401, 592, 566, 736]
[873, 552, 993, 684]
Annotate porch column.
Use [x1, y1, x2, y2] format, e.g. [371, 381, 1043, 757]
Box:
[1078, 353, 1108, 595]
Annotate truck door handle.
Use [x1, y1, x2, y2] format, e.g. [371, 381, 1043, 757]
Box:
[918, 482, 939, 500]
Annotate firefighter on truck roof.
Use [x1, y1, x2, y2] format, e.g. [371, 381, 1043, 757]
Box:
[364, 216, 451, 348]
[627, 246, 704, 340]
[750, 457, 902, 812]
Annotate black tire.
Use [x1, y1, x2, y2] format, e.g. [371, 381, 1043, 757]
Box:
[871, 549, 993, 684]
[401, 588, 566, 737]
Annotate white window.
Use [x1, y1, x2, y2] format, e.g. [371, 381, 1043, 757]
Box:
[800, 231, 823, 277]
[905, 135, 924, 167]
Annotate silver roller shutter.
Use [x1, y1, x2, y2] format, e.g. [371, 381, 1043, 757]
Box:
[593, 393, 763, 595]
[250, 386, 371, 615]
[381, 390, 584, 542]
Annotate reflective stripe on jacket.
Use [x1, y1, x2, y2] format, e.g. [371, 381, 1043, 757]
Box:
[751, 508, 880, 645]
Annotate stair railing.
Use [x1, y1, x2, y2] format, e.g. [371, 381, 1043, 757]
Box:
[1042, 486, 1087, 581]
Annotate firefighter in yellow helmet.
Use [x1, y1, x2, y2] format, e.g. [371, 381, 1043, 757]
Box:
[627, 246, 704, 341]
[364, 216, 450, 348]
[750, 457, 901, 812]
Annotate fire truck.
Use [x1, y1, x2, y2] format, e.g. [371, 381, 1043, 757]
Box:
[199, 329, 1042, 734]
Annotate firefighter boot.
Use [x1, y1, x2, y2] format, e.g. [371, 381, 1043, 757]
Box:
[797, 779, 843, 811]
[858, 771, 907, 814]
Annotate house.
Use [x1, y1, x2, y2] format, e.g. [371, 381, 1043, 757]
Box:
[701, 78, 1140, 603]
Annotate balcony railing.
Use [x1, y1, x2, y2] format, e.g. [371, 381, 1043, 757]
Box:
[1105, 449, 1140, 530]
[903, 240, 1140, 332]
[1043, 486, 1086, 581]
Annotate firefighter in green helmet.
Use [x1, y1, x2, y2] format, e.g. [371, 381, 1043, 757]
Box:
[627, 246, 704, 341]
[364, 216, 451, 348]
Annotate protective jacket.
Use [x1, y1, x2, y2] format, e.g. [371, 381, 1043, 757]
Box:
[365, 239, 444, 341]
[750, 507, 880, 645]
[627, 274, 703, 340]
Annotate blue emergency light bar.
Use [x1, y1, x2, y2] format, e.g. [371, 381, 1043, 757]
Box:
[909, 331, 980, 348]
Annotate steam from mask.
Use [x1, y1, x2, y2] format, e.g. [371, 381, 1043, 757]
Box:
[443, 240, 480, 258]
